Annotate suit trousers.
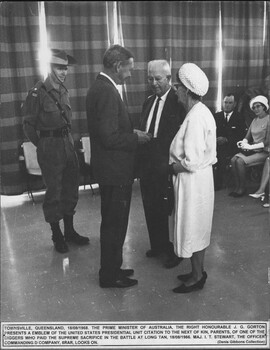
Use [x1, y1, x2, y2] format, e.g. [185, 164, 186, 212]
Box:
[37, 135, 79, 223]
[215, 142, 238, 187]
[99, 184, 132, 283]
[140, 174, 173, 255]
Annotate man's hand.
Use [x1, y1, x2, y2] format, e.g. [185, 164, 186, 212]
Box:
[133, 129, 152, 144]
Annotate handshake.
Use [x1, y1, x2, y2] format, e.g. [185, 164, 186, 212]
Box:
[133, 129, 152, 144]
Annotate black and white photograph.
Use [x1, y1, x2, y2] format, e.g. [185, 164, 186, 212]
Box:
[1, 1, 269, 349]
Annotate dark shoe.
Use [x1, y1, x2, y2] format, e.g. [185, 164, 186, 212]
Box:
[50, 222, 68, 253]
[164, 256, 183, 269]
[99, 277, 138, 288]
[65, 231, 90, 245]
[53, 240, 69, 254]
[63, 214, 89, 245]
[173, 275, 206, 293]
[177, 271, 207, 282]
[146, 249, 162, 258]
[119, 269, 134, 278]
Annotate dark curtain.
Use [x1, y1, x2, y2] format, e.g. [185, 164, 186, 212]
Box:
[119, 1, 220, 125]
[45, 1, 108, 145]
[221, 1, 267, 100]
[1, 1, 268, 195]
[1, 2, 40, 195]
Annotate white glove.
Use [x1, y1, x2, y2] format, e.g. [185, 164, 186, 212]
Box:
[242, 142, 264, 150]
[237, 139, 248, 148]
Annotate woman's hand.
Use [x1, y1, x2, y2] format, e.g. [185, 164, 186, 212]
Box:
[237, 139, 248, 148]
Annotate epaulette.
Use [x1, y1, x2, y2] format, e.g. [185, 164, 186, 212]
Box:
[29, 81, 44, 97]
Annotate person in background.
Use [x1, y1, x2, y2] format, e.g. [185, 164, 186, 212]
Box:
[137, 60, 185, 268]
[213, 93, 246, 190]
[23, 49, 90, 254]
[86, 45, 151, 289]
[230, 95, 269, 197]
[237, 73, 270, 128]
[249, 157, 269, 208]
[169, 63, 216, 293]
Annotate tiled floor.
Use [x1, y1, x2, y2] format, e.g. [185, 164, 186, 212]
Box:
[1, 180, 269, 323]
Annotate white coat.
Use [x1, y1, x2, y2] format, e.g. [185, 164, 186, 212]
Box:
[169, 102, 217, 258]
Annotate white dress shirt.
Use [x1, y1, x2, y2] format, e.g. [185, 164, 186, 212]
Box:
[224, 111, 233, 122]
[146, 88, 171, 137]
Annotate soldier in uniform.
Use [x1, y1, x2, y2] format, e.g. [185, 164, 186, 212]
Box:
[23, 49, 89, 253]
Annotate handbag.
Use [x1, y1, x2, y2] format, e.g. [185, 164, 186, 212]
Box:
[239, 149, 256, 156]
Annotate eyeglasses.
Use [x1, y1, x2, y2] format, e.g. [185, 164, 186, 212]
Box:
[252, 104, 263, 110]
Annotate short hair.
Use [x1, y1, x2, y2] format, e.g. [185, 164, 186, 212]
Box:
[224, 93, 236, 100]
[103, 45, 134, 69]
[148, 60, 171, 77]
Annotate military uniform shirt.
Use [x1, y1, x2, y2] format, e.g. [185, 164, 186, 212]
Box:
[23, 77, 72, 145]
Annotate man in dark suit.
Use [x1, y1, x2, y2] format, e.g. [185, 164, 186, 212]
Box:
[86, 45, 151, 288]
[213, 93, 246, 190]
[138, 60, 185, 268]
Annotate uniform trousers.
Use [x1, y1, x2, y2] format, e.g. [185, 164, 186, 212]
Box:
[99, 184, 132, 283]
[37, 135, 79, 223]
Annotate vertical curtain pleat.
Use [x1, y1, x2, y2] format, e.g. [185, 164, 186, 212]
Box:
[45, 1, 108, 143]
[262, 1, 270, 100]
[120, 1, 220, 124]
[221, 1, 266, 97]
[1, 2, 40, 195]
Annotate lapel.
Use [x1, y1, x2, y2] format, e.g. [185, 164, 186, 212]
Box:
[141, 95, 156, 130]
[157, 88, 174, 136]
[228, 111, 237, 124]
[97, 73, 134, 128]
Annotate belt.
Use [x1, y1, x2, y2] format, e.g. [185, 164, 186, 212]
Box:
[40, 127, 70, 138]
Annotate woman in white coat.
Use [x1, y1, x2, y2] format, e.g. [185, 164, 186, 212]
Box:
[168, 63, 217, 293]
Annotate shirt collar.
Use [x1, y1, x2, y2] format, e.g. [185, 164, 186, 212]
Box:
[45, 75, 68, 93]
[156, 87, 171, 102]
[100, 72, 118, 90]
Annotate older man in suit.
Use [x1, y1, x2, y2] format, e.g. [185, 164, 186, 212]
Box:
[213, 93, 246, 190]
[86, 45, 151, 288]
[138, 60, 185, 268]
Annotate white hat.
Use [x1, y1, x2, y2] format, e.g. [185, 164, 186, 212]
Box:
[249, 95, 269, 111]
[178, 63, 209, 97]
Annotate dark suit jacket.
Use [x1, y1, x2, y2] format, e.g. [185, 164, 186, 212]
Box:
[214, 110, 246, 155]
[86, 74, 138, 186]
[137, 88, 185, 185]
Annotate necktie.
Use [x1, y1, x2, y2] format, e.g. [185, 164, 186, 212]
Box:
[225, 113, 229, 122]
[148, 97, 161, 136]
